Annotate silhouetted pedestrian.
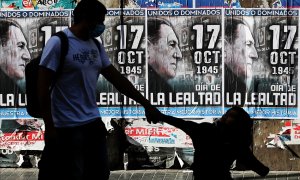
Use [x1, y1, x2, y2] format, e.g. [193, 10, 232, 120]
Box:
[155, 106, 269, 180]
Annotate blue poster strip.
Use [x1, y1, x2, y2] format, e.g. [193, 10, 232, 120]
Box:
[0, 106, 292, 119]
[0, 10, 70, 18]
[225, 9, 298, 16]
[98, 106, 223, 118]
[0, 108, 30, 119]
[224, 107, 298, 118]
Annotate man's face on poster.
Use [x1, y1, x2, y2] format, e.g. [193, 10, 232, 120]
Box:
[148, 24, 182, 80]
[225, 23, 258, 79]
[0, 25, 31, 80]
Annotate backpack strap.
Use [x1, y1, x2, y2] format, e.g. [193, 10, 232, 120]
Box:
[50, 31, 69, 91]
[92, 38, 101, 52]
[53, 31, 68, 78]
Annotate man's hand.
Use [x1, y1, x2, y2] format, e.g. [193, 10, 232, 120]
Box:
[44, 124, 58, 143]
[42, 115, 57, 144]
[145, 105, 163, 124]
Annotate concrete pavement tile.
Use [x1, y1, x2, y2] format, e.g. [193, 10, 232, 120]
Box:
[117, 171, 134, 180]
[152, 171, 167, 180]
[4, 169, 26, 180]
[232, 171, 255, 179]
[163, 172, 181, 180]
[276, 178, 288, 180]
[1, 168, 20, 180]
[19, 169, 35, 178]
[287, 176, 300, 180]
[138, 171, 156, 180]
[110, 171, 124, 180]
[174, 171, 192, 180]
[129, 171, 145, 180]
[286, 172, 300, 180]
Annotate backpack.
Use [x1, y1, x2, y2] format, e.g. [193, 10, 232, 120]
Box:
[25, 31, 69, 118]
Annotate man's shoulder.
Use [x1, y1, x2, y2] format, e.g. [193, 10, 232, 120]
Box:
[44, 34, 62, 49]
[191, 122, 218, 144]
[199, 121, 215, 127]
[193, 122, 216, 133]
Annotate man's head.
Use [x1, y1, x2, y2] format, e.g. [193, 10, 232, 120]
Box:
[220, 106, 253, 144]
[224, 18, 258, 80]
[147, 18, 182, 80]
[0, 20, 30, 80]
[221, 106, 252, 127]
[74, 0, 107, 24]
[73, 0, 107, 37]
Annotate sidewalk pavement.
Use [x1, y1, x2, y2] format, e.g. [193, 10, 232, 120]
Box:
[0, 168, 300, 180]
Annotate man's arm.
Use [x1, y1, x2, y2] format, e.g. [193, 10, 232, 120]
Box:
[37, 67, 56, 139]
[160, 114, 198, 136]
[101, 65, 161, 121]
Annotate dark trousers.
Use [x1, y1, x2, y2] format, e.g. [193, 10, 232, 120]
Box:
[38, 119, 110, 180]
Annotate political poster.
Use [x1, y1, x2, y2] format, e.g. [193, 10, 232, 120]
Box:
[124, 118, 193, 148]
[1, 0, 77, 10]
[291, 120, 300, 144]
[222, 0, 300, 8]
[0, 118, 44, 167]
[96, 9, 147, 117]
[104, 117, 216, 169]
[266, 120, 300, 147]
[224, 9, 299, 118]
[122, 118, 195, 169]
[30, 0, 76, 10]
[104, 117, 193, 169]
[1, 0, 23, 10]
[0, 10, 70, 119]
[0, 119, 44, 151]
[0, 8, 299, 120]
[147, 9, 223, 118]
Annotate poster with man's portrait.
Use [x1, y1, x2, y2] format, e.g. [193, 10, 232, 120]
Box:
[0, 10, 70, 119]
[96, 9, 147, 117]
[147, 9, 223, 117]
[224, 9, 299, 118]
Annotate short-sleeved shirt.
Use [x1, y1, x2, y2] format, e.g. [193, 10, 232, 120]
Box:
[39, 28, 111, 127]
